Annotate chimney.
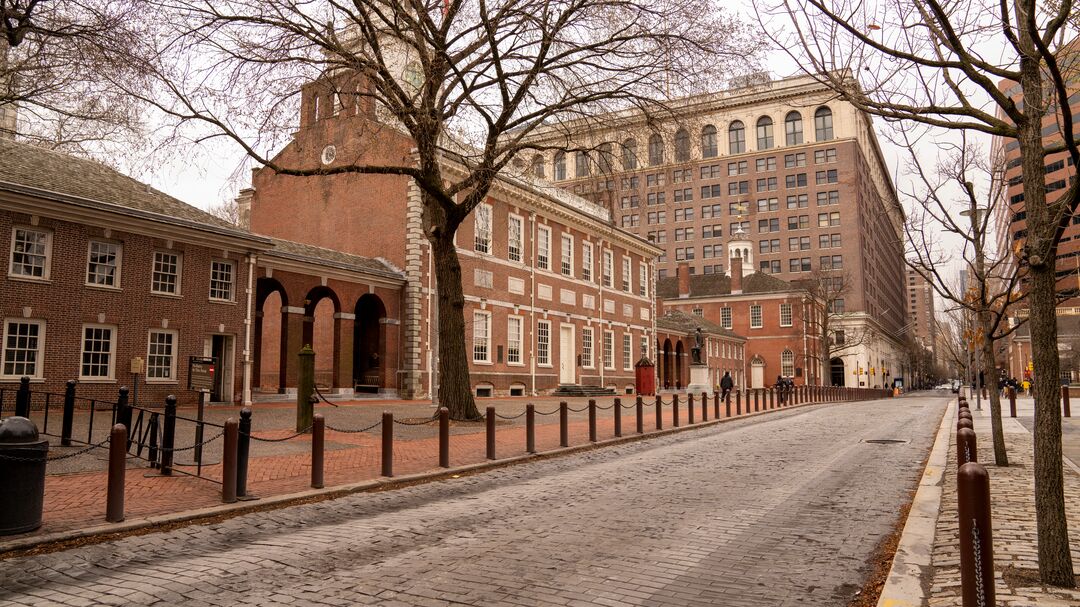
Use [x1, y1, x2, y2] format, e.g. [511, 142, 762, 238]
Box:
[730, 256, 743, 295]
[677, 262, 691, 298]
[235, 188, 254, 230]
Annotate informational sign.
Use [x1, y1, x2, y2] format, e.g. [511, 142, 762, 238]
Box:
[130, 357, 145, 374]
[188, 356, 217, 392]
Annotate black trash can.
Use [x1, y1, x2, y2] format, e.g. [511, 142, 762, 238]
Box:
[0, 416, 49, 535]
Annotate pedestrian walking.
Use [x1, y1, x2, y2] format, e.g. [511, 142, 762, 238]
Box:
[720, 371, 734, 402]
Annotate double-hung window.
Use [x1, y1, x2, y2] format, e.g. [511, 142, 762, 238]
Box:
[2, 319, 44, 379]
[147, 330, 177, 381]
[603, 331, 615, 370]
[561, 234, 574, 277]
[9, 227, 51, 280]
[582, 243, 593, 282]
[507, 215, 523, 262]
[86, 241, 121, 288]
[210, 260, 235, 301]
[780, 303, 792, 327]
[537, 321, 551, 366]
[507, 317, 523, 365]
[474, 203, 492, 253]
[750, 305, 763, 329]
[152, 251, 182, 295]
[472, 311, 491, 363]
[602, 250, 613, 288]
[536, 226, 551, 270]
[621, 257, 631, 292]
[80, 324, 115, 380]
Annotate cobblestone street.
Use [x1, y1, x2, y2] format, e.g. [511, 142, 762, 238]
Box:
[0, 396, 947, 607]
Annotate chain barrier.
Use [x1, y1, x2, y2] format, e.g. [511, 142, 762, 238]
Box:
[567, 404, 589, 413]
[241, 426, 312, 442]
[0, 437, 110, 463]
[594, 402, 615, 410]
[494, 410, 528, 420]
[392, 413, 439, 426]
[162, 428, 226, 453]
[620, 401, 637, 409]
[534, 407, 561, 416]
[326, 419, 383, 434]
[312, 384, 340, 408]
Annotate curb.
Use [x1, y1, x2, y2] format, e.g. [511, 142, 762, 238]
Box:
[875, 398, 954, 607]
[0, 396, 860, 557]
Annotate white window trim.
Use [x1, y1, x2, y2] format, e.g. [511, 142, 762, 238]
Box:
[561, 233, 574, 277]
[85, 239, 123, 290]
[602, 250, 613, 288]
[536, 225, 552, 270]
[582, 241, 593, 282]
[507, 213, 524, 263]
[506, 315, 524, 366]
[1, 318, 46, 380]
[623, 333, 633, 371]
[603, 330, 616, 370]
[621, 257, 631, 292]
[750, 305, 763, 329]
[721, 307, 732, 329]
[151, 250, 183, 297]
[474, 202, 493, 255]
[639, 263, 648, 297]
[537, 320, 552, 368]
[79, 323, 117, 382]
[145, 329, 179, 384]
[581, 327, 595, 369]
[779, 303, 793, 327]
[473, 310, 492, 364]
[209, 259, 236, 302]
[8, 225, 53, 281]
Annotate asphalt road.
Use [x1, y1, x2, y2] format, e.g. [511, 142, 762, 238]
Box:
[0, 395, 949, 607]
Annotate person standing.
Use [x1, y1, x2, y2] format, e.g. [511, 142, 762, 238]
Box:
[720, 371, 734, 402]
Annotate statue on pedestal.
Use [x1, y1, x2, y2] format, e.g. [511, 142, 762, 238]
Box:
[691, 327, 704, 365]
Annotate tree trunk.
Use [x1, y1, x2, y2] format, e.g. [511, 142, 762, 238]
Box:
[430, 233, 482, 421]
[978, 324, 1008, 466]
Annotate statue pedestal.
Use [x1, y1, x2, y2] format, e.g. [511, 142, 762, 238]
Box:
[686, 363, 712, 397]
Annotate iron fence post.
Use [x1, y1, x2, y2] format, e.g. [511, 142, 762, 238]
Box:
[160, 395, 176, 476]
[687, 393, 694, 424]
[222, 418, 238, 504]
[61, 380, 76, 447]
[237, 407, 252, 497]
[672, 394, 680, 427]
[588, 399, 597, 442]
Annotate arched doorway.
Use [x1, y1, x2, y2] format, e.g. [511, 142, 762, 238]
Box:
[830, 357, 846, 387]
[303, 286, 341, 389]
[354, 294, 386, 392]
[675, 340, 684, 389]
[750, 355, 765, 389]
[661, 338, 673, 388]
[254, 277, 289, 393]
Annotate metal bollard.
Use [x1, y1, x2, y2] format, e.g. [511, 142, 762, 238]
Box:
[222, 418, 238, 504]
[754, 389, 760, 412]
[957, 427, 977, 469]
[486, 406, 496, 459]
[588, 399, 597, 442]
[702, 392, 708, 422]
[382, 412, 393, 477]
[735, 390, 741, 415]
[311, 414, 324, 489]
[687, 394, 695, 424]
[526, 404, 535, 454]
[1008, 388, 1016, 418]
[614, 398, 622, 438]
[15, 376, 30, 418]
[636, 396, 644, 434]
[672, 394, 680, 427]
[655, 395, 662, 430]
[116, 387, 131, 448]
[714, 392, 720, 419]
[957, 462, 995, 607]
[769, 388, 775, 409]
[1063, 385, 1072, 418]
[236, 407, 252, 498]
[61, 380, 76, 447]
[439, 407, 450, 467]
[160, 395, 177, 476]
[560, 401, 569, 447]
[106, 424, 126, 523]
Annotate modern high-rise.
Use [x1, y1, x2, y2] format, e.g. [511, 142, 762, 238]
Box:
[522, 73, 909, 385]
[905, 267, 938, 360]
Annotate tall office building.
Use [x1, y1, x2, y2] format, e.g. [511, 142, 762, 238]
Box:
[906, 267, 938, 361]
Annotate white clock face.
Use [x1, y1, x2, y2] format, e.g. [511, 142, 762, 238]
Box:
[321, 145, 337, 165]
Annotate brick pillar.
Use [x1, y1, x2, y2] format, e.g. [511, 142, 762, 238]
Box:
[282, 306, 307, 390]
[333, 313, 355, 390]
[381, 317, 401, 392]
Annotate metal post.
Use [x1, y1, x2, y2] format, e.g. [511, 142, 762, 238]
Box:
[614, 398, 622, 438]
[672, 394, 680, 427]
[236, 406, 252, 498]
[381, 412, 393, 477]
[15, 376, 30, 418]
[687, 393, 695, 424]
[311, 414, 324, 489]
[957, 427, 977, 469]
[160, 395, 176, 476]
[116, 387, 131, 449]
[526, 404, 535, 454]
[714, 392, 720, 419]
[222, 418, 238, 504]
[1062, 385, 1071, 418]
[735, 389, 740, 415]
[769, 388, 775, 409]
[654, 395, 662, 430]
[635, 396, 644, 434]
[560, 401, 569, 447]
[194, 391, 207, 466]
[61, 380, 76, 447]
[106, 424, 126, 523]
[701, 392, 708, 422]
[147, 412, 159, 469]
[439, 407, 450, 466]
[957, 462, 995, 607]
[486, 406, 496, 459]
[588, 399, 597, 442]
[1008, 387, 1016, 418]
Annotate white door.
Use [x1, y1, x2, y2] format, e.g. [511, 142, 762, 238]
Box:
[559, 325, 576, 384]
[751, 361, 764, 389]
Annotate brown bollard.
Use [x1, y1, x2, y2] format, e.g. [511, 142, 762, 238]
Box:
[526, 404, 536, 454]
[1008, 388, 1016, 418]
[106, 424, 126, 523]
[735, 390, 741, 415]
[486, 406, 496, 459]
[700, 392, 708, 421]
[687, 393, 695, 424]
[672, 394, 680, 427]
[959, 409, 973, 420]
[726, 391, 732, 417]
[714, 392, 721, 419]
[957, 462, 995, 607]
[222, 418, 238, 504]
[311, 414, 325, 489]
[957, 427, 977, 469]
[769, 388, 775, 409]
[560, 401, 569, 447]
[381, 412, 393, 477]
[957, 418, 974, 433]
[754, 389, 759, 412]
[614, 398, 622, 438]
[655, 395, 662, 430]
[1063, 385, 1072, 418]
[439, 407, 450, 467]
[588, 399, 597, 442]
[635, 396, 644, 434]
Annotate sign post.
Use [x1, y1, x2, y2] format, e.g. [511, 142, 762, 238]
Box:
[188, 357, 217, 467]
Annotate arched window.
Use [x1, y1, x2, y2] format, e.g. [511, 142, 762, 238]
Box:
[622, 139, 638, 170]
[674, 128, 690, 162]
[575, 151, 590, 177]
[756, 116, 774, 150]
[648, 133, 664, 166]
[785, 111, 803, 145]
[554, 151, 566, 180]
[531, 155, 545, 179]
[598, 143, 614, 174]
[781, 349, 795, 378]
[728, 120, 745, 154]
[814, 106, 834, 141]
[701, 125, 718, 158]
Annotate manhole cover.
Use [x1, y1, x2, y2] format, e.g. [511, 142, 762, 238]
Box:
[864, 439, 908, 444]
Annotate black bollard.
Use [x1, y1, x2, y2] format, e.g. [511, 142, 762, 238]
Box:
[714, 392, 721, 419]
[1008, 388, 1017, 418]
[957, 462, 995, 607]
[486, 406, 496, 459]
[687, 393, 695, 424]
[106, 424, 126, 523]
[654, 395, 662, 430]
[382, 412, 393, 477]
[222, 418, 238, 504]
[672, 394, 680, 427]
[15, 376, 30, 418]
[702, 392, 708, 422]
[1063, 385, 1072, 418]
[311, 414, 324, 489]
[61, 380, 76, 447]
[160, 395, 177, 476]
[588, 399, 597, 442]
[957, 427, 977, 469]
[440, 407, 451, 466]
[614, 398, 622, 438]
[236, 407, 252, 498]
[636, 396, 644, 434]
[560, 401, 569, 447]
[525, 405, 535, 454]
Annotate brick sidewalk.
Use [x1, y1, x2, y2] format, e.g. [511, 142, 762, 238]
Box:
[927, 410, 1080, 606]
[7, 393, 778, 546]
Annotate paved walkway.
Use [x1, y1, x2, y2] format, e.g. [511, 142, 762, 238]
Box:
[926, 398, 1080, 606]
[0, 395, 946, 607]
[4, 393, 798, 547]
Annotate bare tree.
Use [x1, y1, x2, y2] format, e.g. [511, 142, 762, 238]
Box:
[795, 268, 871, 383]
[206, 197, 241, 226]
[124, 0, 759, 420]
[758, 0, 1079, 584]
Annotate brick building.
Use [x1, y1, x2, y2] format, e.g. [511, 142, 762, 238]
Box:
[906, 267, 938, 362]
[244, 77, 662, 399]
[523, 73, 907, 385]
[654, 310, 747, 391]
